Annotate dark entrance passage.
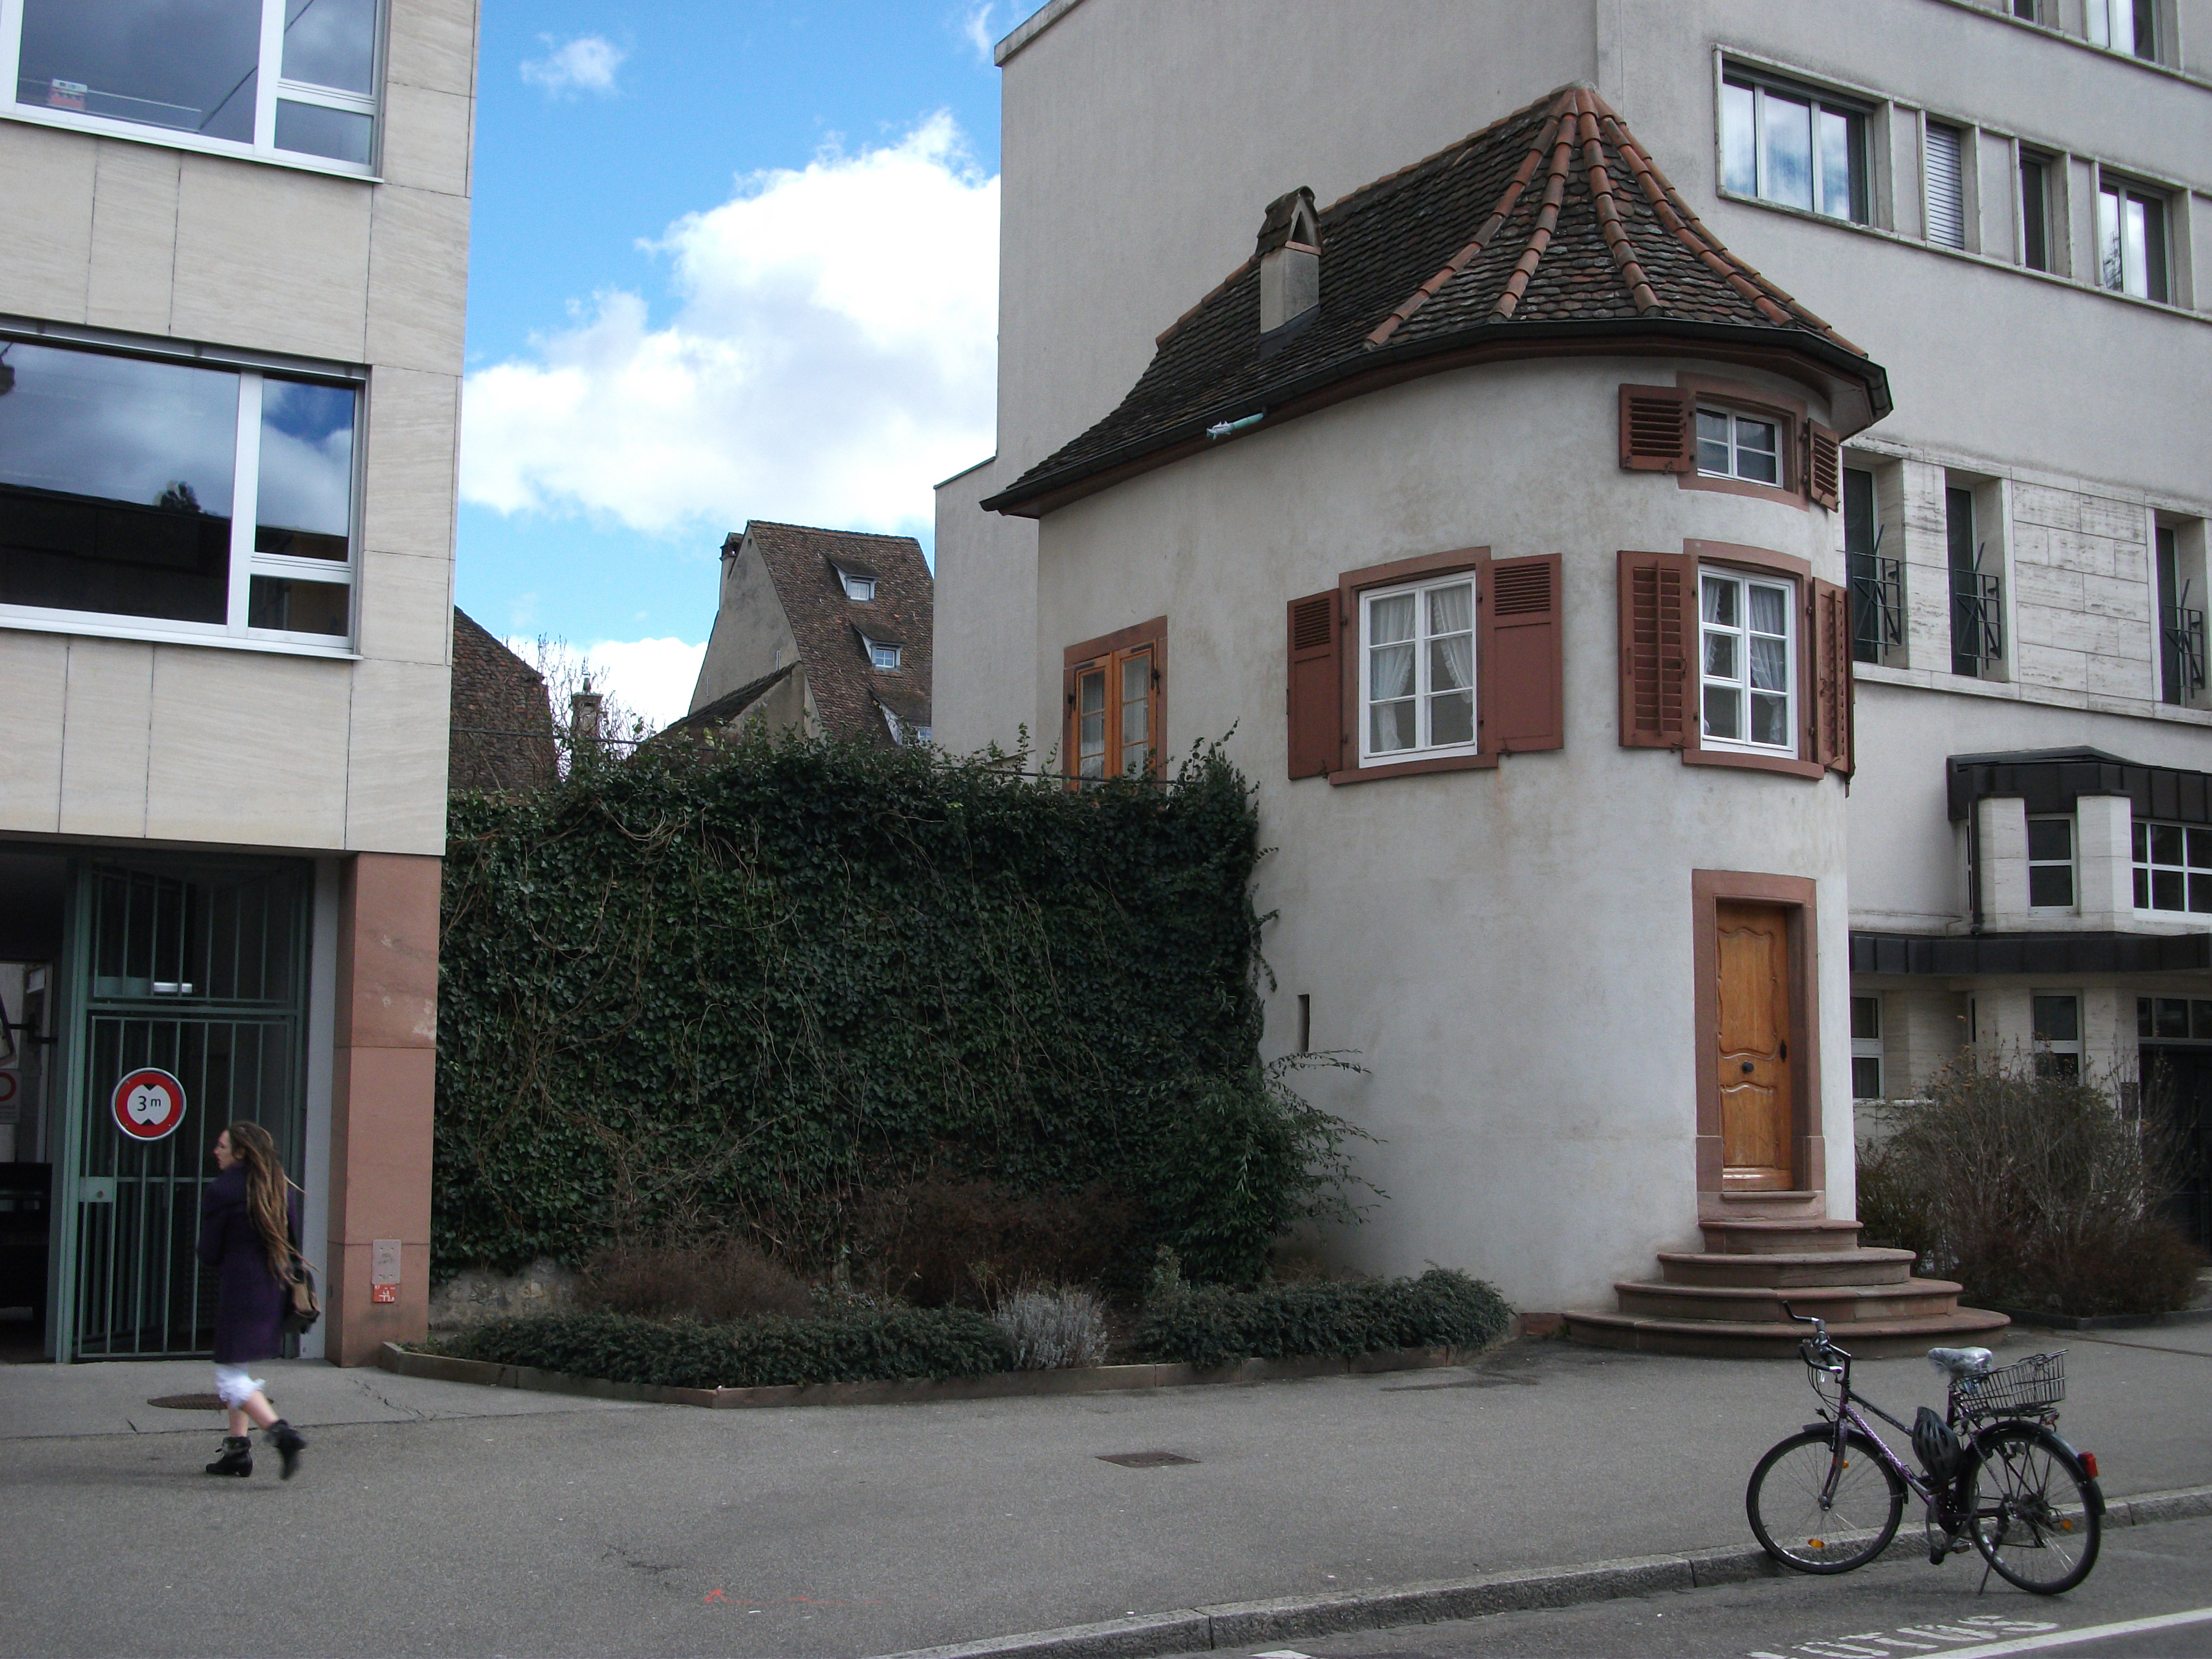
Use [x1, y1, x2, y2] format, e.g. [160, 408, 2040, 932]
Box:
[2141, 1042, 2211, 1253]
[62, 859, 309, 1360]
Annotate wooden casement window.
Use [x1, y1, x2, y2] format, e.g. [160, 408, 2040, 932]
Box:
[1285, 547, 1562, 782]
[1617, 544, 1851, 779]
[1618, 383, 1838, 512]
[1064, 618, 1166, 780]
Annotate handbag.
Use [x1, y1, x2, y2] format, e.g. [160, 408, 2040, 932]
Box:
[282, 1248, 322, 1336]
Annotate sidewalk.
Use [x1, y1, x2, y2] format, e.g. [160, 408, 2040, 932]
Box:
[1, 1322, 2205, 1658]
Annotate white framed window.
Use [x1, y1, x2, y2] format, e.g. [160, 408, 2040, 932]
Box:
[2096, 176, 2171, 303]
[862, 635, 901, 670]
[2133, 819, 2212, 914]
[1359, 574, 1475, 764]
[0, 0, 383, 176]
[2086, 0, 2156, 60]
[838, 569, 876, 602]
[2027, 816, 2076, 909]
[1695, 407, 1781, 484]
[1850, 995, 1884, 1100]
[1720, 70, 1870, 224]
[2031, 992, 2081, 1078]
[1698, 568, 1796, 751]
[0, 332, 358, 653]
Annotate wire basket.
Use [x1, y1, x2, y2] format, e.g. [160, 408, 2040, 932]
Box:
[1953, 1350, 2065, 1418]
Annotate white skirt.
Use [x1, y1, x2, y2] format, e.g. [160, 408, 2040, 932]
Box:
[212, 1364, 267, 1408]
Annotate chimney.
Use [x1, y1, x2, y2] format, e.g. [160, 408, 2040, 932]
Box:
[571, 686, 603, 751]
[1256, 186, 1322, 334]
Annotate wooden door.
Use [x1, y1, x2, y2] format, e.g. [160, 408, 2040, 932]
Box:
[1715, 900, 1794, 1191]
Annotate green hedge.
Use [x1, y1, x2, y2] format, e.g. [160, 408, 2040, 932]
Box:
[435, 1306, 1015, 1390]
[439, 737, 1359, 1285]
[1135, 1267, 1512, 1368]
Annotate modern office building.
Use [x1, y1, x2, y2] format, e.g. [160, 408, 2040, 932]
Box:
[0, 0, 475, 1363]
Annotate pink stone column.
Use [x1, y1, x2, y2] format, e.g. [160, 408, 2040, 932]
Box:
[325, 852, 441, 1365]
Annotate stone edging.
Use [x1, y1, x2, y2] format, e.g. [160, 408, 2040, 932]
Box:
[1989, 1303, 2212, 1332]
[375, 1340, 1474, 1409]
[875, 1485, 2212, 1659]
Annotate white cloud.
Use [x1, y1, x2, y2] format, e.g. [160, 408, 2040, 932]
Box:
[521, 34, 626, 97]
[461, 113, 998, 542]
[961, 4, 996, 61]
[515, 635, 707, 734]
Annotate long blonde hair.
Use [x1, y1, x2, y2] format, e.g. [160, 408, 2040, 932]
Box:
[224, 1120, 296, 1282]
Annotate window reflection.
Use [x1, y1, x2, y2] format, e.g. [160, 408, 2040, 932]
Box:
[17, 0, 262, 143]
[256, 379, 355, 561]
[247, 575, 349, 635]
[0, 342, 237, 624]
[275, 101, 373, 164]
[282, 0, 378, 94]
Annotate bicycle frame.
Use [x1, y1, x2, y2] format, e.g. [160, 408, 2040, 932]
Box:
[1801, 1341, 1947, 1512]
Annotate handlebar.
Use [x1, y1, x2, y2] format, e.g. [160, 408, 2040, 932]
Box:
[1782, 1300, 1838, 1356]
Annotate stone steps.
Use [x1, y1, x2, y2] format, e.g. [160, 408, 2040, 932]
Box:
[1564, 1306, 2012, 1360]
[1614, 1276, 1965, 1324]
[1699, 1218, 1870, 1254]
[1657, 1246, 1918, 1287]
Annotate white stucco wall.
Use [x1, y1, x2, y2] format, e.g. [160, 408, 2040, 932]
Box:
[1030, 353, 1859, 1311]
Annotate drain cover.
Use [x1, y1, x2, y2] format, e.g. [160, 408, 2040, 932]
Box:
[1097, 1450, 1197, 1468]
[147, 1394, 226, 1411]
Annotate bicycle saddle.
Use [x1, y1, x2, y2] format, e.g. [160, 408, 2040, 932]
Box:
[1927, 1346, 1994, 1379]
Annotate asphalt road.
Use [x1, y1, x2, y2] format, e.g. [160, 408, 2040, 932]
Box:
[1173, 1516, 2212, 1659]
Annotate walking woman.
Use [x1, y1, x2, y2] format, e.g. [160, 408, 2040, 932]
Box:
[196, 1121, 308, 1479]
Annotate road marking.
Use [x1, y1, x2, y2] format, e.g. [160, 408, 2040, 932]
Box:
[1910, 1608, 2212, 1656]
[1751, 1608, 2212, 1659]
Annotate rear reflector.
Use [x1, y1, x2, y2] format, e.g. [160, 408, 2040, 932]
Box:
[2081, 1452, 2099, 1478]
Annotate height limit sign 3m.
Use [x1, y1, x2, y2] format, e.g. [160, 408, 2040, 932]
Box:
[112, 1068, 186, 1142]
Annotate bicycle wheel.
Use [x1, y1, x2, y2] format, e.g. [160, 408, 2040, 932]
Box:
[1747, 1428, 1906, 1573]
[1966, 1422, 2101, 1594]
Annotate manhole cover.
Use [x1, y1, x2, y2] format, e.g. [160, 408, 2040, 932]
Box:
[147, 1394, 226, 1411]
[1097, 1450, 1197, 1468]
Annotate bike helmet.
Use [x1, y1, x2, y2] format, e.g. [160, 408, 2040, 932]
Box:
[1912, 1406, 1961, 1483]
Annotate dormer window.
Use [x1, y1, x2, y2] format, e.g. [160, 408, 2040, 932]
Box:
[863, 635, 901, 670]
[839, 570, 877, 602]
[1256, 186, 1322, 335]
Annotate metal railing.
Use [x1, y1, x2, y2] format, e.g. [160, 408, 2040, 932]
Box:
[1951, 561, 2005, 676]
[1850, 547, 1905, 665]
[2162, 601, 2206, 703]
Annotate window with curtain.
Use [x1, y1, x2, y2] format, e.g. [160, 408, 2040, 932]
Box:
[2098, 179, 2171, 302]
[1360, 576, 1475, 763]
[1698, 568, 1795, 752]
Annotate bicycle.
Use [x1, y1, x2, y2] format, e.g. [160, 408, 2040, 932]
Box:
[1744, 1303, 2105, 1594]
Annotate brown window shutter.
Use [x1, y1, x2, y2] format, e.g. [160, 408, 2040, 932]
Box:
[1477, 554, 1563, 754]
[1806, 423, 1841, 510]
[1619, 384, 1692, 472]
[1618, 550, 1694, 748]
[1811, 577, 1854, 776]
[1286, 589, 1342, 778]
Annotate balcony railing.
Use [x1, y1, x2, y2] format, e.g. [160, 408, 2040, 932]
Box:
[2162, 602, 2206, 703]
[1951, 567, 2004, 676]
[1850, 550, 1904, 665]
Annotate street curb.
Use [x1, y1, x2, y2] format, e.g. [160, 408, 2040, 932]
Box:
[875, 1485, 2212, 1659]
[1987, 1304, 2212, 1332]
[374, 1340, 1479, 1410]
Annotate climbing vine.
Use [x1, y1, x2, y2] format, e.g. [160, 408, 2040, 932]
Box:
[436, 735, 1359, 1284]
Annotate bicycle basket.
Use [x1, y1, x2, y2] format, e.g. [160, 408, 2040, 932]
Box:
[1954, 1351, 2065, 1417]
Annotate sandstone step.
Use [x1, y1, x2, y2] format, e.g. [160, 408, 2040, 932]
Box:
[1657, 1247, 1918, 1288]
[1562, 1305, 2011, 1360]
[1613, 1276, 1965, 1326]
[1699, 1217, 1866, 1255]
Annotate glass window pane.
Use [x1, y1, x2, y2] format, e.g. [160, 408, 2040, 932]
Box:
[2028, 864, 2074, 908]
[0, 341, 238, 624]
[1369, 592, 1414, 645]
[2191, 872, 2212, 914]
[1747, 584, 1788, 638]
[2157, 998, 2190, 1039]
[1762, 92, 1813, 210]
[1703, 683, 1741, 740]
[255, 379, 355, 559]
[1119, 653, 1149, 754]
[1735, 419, 1779, 480]
[2098, 187, 2124, 290]
[1428, 638, 1471, 693]
[1078, 670, 1104, 714]
[1370, 641, 1414, 706]
[17, 0, 262, 142]
[1704, 633, 1738, 681]
[282, 0, 378, 94]
[2135, 867, 2150, 908]
[1749, 636, 1787, 692]
[1851, 997, 1881, 1040]
[2153, 868, 2185, 910]
[2027, 818, 2073, 862]
[1818, 108, 1855, 220]
[2138, 996, 2154, 1039]
[1427, 581, 1472, 637]
[2188, 827, 2212, 868]
[246, 574, 347, 635]
[2195, 1000, 2212, 1040]
[1722, 81, 1756, 196]
[1750, 691, 1788, 747]
[1428, 690, 1473, 748]
[2152, 823, 2184, 865]
[275, 101, 374, 165]
[1370, 700, 1415, 754]
[2121, 195, 2150, 299]
[1702, 575, 1737, 627]
[2134, 820, 2149, 860]
[1695, 410, 1731, 474]
[2032, 995, 2079, 1042]
[1851, 1056, 1882, 1099]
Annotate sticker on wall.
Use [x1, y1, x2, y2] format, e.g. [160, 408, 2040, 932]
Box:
[111, 1067, 187, 1142]
[371, 1237, 401, 1303]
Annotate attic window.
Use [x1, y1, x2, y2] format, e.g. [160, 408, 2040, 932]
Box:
[862, 634, 902, 670]
[1256, 186, 1321, 335]
[839, 570, 877, 602]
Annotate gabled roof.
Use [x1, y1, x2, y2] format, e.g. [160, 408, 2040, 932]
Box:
[985, 84, 1891, 518]
[737, 521, 933, 750]
[654, 662, 800, 744]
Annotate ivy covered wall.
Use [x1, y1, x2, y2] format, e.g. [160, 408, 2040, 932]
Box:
[436, 740, 1354, 1284]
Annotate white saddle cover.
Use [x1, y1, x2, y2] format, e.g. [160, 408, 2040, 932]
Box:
[1927, 1346, 1994, 1379]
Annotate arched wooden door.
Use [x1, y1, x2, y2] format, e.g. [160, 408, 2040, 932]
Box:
[1715, 900, 1794, 1191]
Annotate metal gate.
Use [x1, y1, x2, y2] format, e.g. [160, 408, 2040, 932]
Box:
[66, 861, 307, 1359]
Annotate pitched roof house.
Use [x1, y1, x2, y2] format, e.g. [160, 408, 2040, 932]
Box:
[448, 609, 559, 796]
[672, 521, 933, 749]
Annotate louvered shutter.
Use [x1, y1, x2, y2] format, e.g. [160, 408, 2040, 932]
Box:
[1806, 424, 1841, 512]
[1618, 550, 1694, 749]
[1619, 385, 1693, 472]
[1811, 578, 1855, 776]
[1478, 554, 1564, 754]
[1925, 124, 1965, 249]
[1286, 589, 1342, 779]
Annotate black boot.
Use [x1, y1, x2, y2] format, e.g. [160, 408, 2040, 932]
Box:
[267, 1419, 306, 1480]
[205, 1436, 253, 1477]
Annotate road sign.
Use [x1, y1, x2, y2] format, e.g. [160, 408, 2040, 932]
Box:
[112, 1067, 187, 1142]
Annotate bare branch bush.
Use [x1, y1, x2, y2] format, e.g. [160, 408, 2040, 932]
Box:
[513, 634, 658, 774]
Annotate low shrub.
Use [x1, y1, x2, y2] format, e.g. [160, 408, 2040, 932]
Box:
[848, 1174, 1135, 1306]
[1858, 1052, 2208, 1318]
[1135, 1256, 1512, 1368]
[578, 1238, 813, 1323]
[434, 1305, 1014, 1390]
[993, 1286, 1112, 1369]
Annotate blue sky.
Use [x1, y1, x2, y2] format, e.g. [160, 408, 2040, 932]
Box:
[456, 2, 1009, 720]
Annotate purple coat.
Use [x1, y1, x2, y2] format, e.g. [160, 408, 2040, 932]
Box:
[196, 1166, 299, 1364]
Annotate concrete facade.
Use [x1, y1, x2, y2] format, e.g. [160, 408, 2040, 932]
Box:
[939, 0, 2212, 1303]
[0, 0, 477, 1362]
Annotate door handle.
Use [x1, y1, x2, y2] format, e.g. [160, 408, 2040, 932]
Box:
[1740, 1061, 1755, 1074]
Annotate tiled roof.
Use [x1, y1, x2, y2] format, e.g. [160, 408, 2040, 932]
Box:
[654, 662, 800, 744]
[448, 608, 559, 795]
[742, 521, 933, 750]
[985, 84, 1891, 517]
